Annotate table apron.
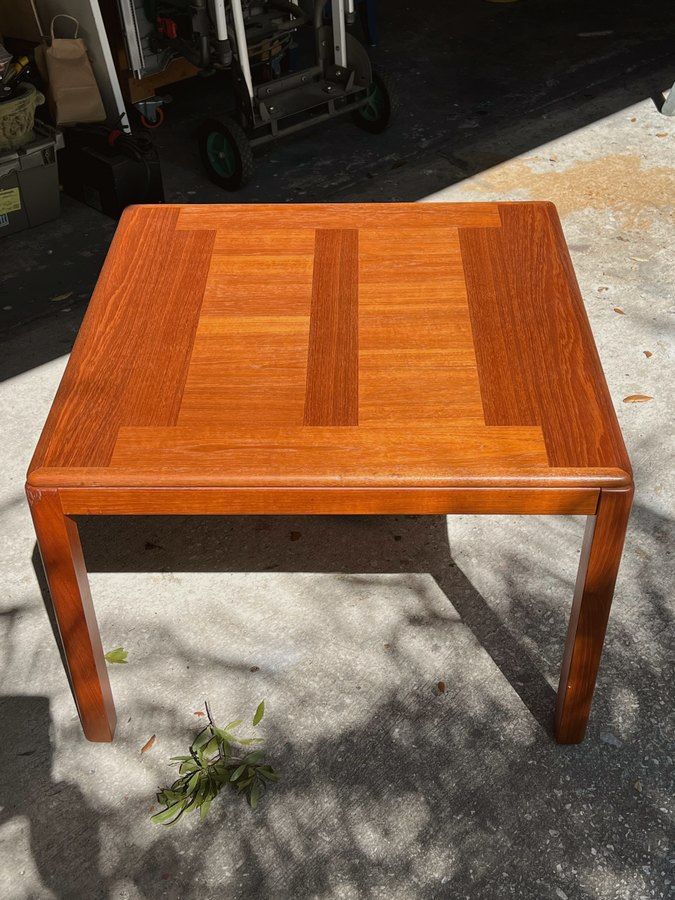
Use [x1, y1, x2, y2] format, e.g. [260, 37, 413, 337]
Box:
[55, 487, 600, 516]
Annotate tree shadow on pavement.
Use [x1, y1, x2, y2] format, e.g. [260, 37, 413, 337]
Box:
[0, 696, 106, 898]
[77, 512, 559, 735]
[21, 502, 673, 897]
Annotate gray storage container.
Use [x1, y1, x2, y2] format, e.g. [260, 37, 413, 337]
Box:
[0, 122, 60, 238]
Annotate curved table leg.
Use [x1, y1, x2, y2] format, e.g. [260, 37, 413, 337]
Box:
[27, 487, 116, 742]
[555, 487, 633, 743]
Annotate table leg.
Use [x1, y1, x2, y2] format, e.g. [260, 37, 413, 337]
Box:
[555, 487, 633, 743]
[27, 487, 116, 742]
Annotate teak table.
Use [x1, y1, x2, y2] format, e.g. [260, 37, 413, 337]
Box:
[27, 202, 632, 744]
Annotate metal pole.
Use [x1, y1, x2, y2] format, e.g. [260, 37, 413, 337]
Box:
[117, 0, 145, 78]
[213, 0, 229, 40]
[331, 0, 347, 68]
[230, 0, 254, 100]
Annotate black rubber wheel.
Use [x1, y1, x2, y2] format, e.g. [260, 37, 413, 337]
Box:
[352, 71, 396, 134]
[197, 117, 254, 190]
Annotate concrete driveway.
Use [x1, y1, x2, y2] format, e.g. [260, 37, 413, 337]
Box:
[1, 85, 673, 900]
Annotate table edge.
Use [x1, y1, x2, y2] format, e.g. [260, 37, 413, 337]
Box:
[26, 484, 601, 517]
[26, 465, 633, 491]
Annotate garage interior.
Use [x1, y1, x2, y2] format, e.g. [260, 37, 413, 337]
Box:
[1, 0, 673, 897]
[3, 0, 674, 332]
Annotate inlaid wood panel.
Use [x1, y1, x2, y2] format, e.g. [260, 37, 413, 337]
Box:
[174, 202, 504, 230]
[459, 204, 631, 472]
[304, 229, 359, 425]
[109, 425, 548, 479]
[28, 203, 632, 493]
[179, 315, 310, 427]
[30, 207, 215, 470]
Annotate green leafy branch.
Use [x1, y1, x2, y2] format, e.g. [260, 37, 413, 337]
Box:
[152, 700, 278, 825]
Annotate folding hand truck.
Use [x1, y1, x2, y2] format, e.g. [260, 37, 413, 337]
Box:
[194, 0, 394, 189]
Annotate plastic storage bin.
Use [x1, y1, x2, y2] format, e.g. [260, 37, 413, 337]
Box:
[0, 122, 60, 237]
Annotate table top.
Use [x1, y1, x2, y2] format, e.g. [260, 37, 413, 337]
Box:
[28, 202, 631, 492]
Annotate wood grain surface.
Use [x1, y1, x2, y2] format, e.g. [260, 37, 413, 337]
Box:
[27, 488, 116, 741]
[555, 487, 633, 742]
[57, 486, 600, 516]
[460, 204, 631, 472]
[304, 229, 359, 425]
[27, 202, 631, 500]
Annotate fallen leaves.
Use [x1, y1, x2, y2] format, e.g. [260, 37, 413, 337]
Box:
[623, 394, 653, 403]
[49, 291, 73, 303]
[152, 701, 278, 824]
[104, 647, 128, 664]
[613, 307, 625, 315]
[437, 681, 446, 694]
[597, 286, 609, 293]
[252, 700, 265, 726]
[655, 133, 669, 138]
[643, 350, 653, 358]
[194, 711, 206, 717]
[141, 735, 157, 754]
[250, 666, 260, 673]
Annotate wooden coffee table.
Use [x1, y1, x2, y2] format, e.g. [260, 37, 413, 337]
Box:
[27, 202, 632, 744]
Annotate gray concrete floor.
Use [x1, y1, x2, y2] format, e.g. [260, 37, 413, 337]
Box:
[1, 4, 674, 898]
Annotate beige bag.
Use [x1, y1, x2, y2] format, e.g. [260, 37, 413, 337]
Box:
[40, 15, 106, 126]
